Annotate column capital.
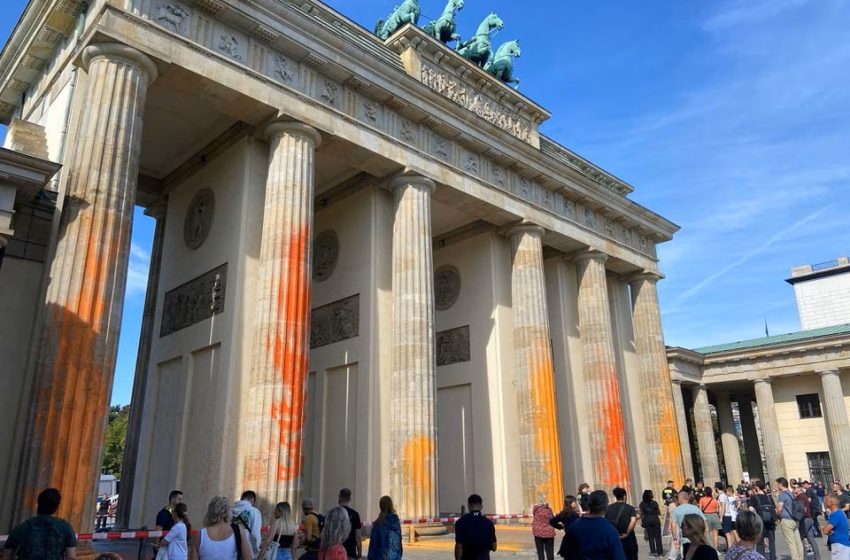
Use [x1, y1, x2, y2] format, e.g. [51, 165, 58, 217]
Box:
[572, 248, 608, 265]
[264, 120, 322, 147]
[818, 369, 841, 377]
[628, 270, 664, 285]
[82, 42, 158, 81]
[753, 376, 773, 386]
[389, 172, 436, 193]
[505, 221, 545, 240]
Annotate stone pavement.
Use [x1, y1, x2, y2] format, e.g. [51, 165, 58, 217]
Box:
[93, 524, 830, 560]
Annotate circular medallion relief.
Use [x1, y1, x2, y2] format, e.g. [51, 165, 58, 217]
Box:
[313, 230, 339, 282]
[183, 188, 215, 250]
[435, 266, 461, 311]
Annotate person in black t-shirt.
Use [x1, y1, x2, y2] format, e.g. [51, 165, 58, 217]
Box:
[455, 494, 497, 560]
[338, 488, 363, 559]
[156, 490, 183, 531]
[605, 487, 638, 560]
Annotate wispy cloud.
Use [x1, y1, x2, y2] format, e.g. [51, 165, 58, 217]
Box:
[126, 242, 151, 295]
[703, 0, 810, 31]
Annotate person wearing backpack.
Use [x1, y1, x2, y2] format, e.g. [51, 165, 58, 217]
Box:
[775, 478, 805, 560]
[232, 491, 263, 559]
[301, 498, 324, 560]
[1, 488, 76, 560]
[749, 481, 777, 560]
[190, 496, 252, 560]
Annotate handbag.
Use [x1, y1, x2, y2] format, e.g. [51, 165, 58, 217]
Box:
[262, 540, 280, 560]
[155, 545, 169, 560]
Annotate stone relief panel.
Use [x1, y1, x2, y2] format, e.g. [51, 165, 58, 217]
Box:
[160, 263, 227, 337]
[184, 188, 215, 250]
[435, 266, 461, 311]
[215, 29, 246, 61]
[312, 229, 339, 282]
[430, 132, 451, 161]
[153, 2, 192, 35]
[310, 294, 360, 348]
[436, 325, 471, 367]
[268, 53, 297, 85]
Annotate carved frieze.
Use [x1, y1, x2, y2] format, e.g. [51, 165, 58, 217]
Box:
[310, 294, 359, 348]
[184, 188, 214, 250]
[154, 2, 191, 35]
[160, 263, 227, 337]
[312, 230, 339, 282]
[420, 64, 531, 142]
[437, 325, 471, 367]
[435, 266, 461, 311]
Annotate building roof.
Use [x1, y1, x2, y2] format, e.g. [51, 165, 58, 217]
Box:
[693, 323, 850, 355]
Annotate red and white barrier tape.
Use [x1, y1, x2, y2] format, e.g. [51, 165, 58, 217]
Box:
[0, 514, 531, 543]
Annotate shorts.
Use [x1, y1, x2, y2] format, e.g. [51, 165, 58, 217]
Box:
[831, 543, 850, 560]
[722, 517, 736, 534]
[705, 513, 721, 531]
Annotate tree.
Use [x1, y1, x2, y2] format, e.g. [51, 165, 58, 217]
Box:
[102, 405, 130, 478]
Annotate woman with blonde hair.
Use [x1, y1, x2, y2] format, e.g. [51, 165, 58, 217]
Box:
[681, 514, 719, 560]
[188, 496, 252, 560]
[367, 496, 403, 560]
[318, 506, 351, 560]
[258, 502, 298, 560]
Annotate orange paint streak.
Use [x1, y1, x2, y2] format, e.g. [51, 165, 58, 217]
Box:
[529, 338, 564, 507]
[403, 435, 435, 499]
[597, 370, 630, 489]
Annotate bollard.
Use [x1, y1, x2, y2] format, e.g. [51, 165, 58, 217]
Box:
[137, 537, 145, 560]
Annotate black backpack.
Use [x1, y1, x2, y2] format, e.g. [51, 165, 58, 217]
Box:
[755, 495, 776, 526]
[782, 492, 806, 523]
[306, 512, 325, 550]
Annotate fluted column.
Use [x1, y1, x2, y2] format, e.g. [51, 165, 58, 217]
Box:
[17, 43, 157, 531]
[390, 173, 438, 519]
[630, 273, 685, 490]
[242, 121, 321, 506]
[716, 392, 744, 485]
[117, 201, 167, 528]
[738, 398, 764, 481]
[819, 370, 850, 483]
[575, 250, 630, 490]
[672, 380, 695, 481]
[509, 224, 564, 510]
[754, 378, 786, 483]
[692, 385, 721, 484]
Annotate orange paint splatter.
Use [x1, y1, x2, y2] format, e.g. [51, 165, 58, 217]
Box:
[402, 435, 435, 504]
[528, 338, 564, 507]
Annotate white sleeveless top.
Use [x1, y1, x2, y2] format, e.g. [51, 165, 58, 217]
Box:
[199, 527, 238, 560]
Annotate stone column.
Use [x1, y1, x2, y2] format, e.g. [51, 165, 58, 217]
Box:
[671, 380, 696, 481]
[716, 392, 744, 485]
[630, 273, 685, 490]
[116, 201, 167, 528]
[738, 398, 765, 481]
[754, 378, 786, 483]
[390, 173, 438, 519]
[575, 250, 630, 490]
[16, 43, 157, 531]
[819, 370, 850, 483]
[692, 385, 721, 484]
[242, 121, 321, 506]
[509, 223, 564, 510]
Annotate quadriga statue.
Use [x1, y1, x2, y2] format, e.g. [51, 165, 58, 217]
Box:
[485, 40, 521, 88]
[456, 12, 504, 68]
[422, 0, 464, 46]
[375, 0, 422, 40]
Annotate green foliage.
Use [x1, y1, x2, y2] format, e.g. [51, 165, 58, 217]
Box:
[102, 405, 130, 477]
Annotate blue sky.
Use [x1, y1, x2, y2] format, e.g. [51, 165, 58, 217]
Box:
[1, 0, 848, 405]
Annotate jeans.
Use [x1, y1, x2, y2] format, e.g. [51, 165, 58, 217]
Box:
[535, 536, 555, 560]
[277, 550, 292, 560]
[758, 528, 777, 560]
[646, 524, 663, 555]
[780, 519, 806, 560]
[799, 518, 821, 560]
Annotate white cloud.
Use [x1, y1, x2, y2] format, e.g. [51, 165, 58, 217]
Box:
[126, 242, 151, 295]
[703, 0, 810, 31]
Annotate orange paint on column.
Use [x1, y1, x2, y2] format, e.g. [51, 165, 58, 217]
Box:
[403, 435, 435, 500]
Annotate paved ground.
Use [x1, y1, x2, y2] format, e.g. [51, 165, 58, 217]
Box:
[94, 523, 830, 559]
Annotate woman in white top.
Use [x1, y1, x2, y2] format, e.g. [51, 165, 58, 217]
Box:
[189, 496, 252, 560]
[162, 503, 190, 560]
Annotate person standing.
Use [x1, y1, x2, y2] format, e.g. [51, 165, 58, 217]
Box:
[578, 484, 592, 515]
[232, 491, 263, 559]
[805, 481, 824, 537]
[97, 497, 110, 530]
[794, 484, 821, 560]
[605, 488, 638, 560]
[158, 491, 184, 531]
[681, 515, 719, 560]
[1, 488, 77, 560]
[562, 491, 625, 560]
[337, 489, 363, 560]
[319, 507, 352, 560]
[189, 496, 252, 560]
[699, 488, 721, 550]
[724, 511, 766, 560]
[532, 498, 557, 560]
[640, 490, 664, 558]
[775, 478, 805, 560]
[550, 495, 580, 559]
[258, 502, 298, 560]
[301, 498, 322, 560]
[454, 494, 497, 560]
[366, 496, 402, 560]
[681, 480, 695, 496]
[662, 482, 678, 509]
[816, 482, 826, 514]
[749, 480, 777, 560]
[824, 495, 850, 560]
[161, 503, 191, 560]
[721, 485, 740, 547]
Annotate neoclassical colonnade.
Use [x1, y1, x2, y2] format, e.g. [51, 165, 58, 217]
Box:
[16, 39, 684, 531]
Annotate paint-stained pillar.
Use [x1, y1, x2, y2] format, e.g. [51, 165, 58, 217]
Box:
[509, 223, 564, 510]
[16, 43, 157, 530]
[671, 380, 696, 481]
[390, 173, 438, 519]
[117, 201, 167, 528]
[738, 397, 764, 481]
[575, 250, 630, 490]
[242, 121, 321, 506]
[629, 273, 685, 490]
[716, 392, 744, 485]
[692, 384, 721, 484]
[753, 378, 786, 483]
[819, 370, 850, 483]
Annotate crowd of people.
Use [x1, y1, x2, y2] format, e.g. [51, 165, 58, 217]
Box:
[5, 477, 850, 560]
